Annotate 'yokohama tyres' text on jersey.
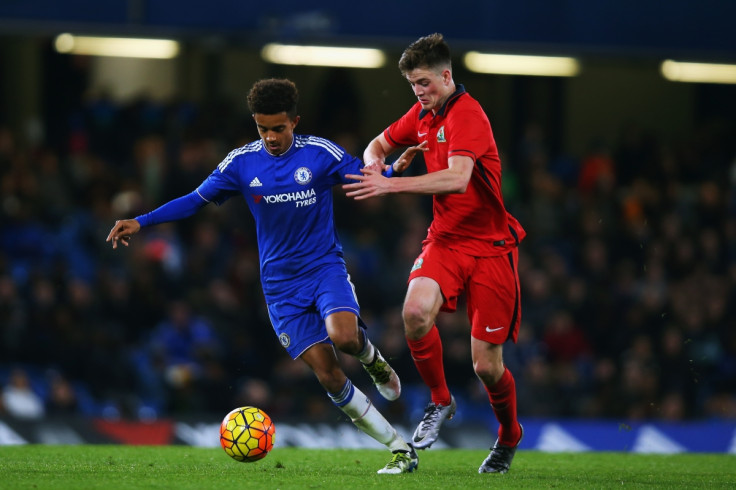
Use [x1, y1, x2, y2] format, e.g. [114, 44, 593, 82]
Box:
[196, 135, 363, 300]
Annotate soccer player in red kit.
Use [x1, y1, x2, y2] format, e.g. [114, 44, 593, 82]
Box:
[344, 33, 526, 474]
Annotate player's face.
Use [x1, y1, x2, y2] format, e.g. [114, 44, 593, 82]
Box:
[253, 112, 300, 156]
[405, 67, 453, 113]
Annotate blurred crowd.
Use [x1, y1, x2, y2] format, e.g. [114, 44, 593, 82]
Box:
[1, 87, 735, 424]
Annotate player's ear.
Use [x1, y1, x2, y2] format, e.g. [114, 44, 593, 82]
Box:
[292, 115, 300, 128]
[442, 68, 452, 85]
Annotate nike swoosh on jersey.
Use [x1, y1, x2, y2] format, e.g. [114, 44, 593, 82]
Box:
[417, 132, 427, 137]
[485, 326, 504, 333]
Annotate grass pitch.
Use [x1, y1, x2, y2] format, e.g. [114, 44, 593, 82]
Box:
[0, 445, 734, 489]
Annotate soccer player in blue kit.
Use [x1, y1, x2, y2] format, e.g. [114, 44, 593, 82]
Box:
[106, 78, 418, 474]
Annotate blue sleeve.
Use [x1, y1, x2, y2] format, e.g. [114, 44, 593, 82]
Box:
[336, 155, 395, 184]
[135, 190, 208, 227]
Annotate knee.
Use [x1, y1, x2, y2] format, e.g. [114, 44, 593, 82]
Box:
[474, 358, 504, 386]
[330, 329, 361, 355]
[402, 301, 432, 339]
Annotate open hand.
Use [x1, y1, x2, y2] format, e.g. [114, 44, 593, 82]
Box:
[393, 141, 428, 173]
[106, 219, 141, 249]
[343, 166, 392, 200]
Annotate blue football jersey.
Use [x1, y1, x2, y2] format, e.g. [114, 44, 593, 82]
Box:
[196, 135, 363, 300]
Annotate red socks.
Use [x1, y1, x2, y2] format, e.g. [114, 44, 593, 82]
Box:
[408, 326, 520, 446]
[406, 325, 452, 406]
[485, 367, 521, 446]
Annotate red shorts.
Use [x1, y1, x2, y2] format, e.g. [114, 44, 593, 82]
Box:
[408, 241, 521, 344]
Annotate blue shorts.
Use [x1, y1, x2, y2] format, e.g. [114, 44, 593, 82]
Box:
[266, 265, 362, 359]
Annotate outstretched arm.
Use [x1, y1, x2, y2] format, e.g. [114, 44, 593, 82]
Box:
[106, 190, 208, 249]
[343, 154, 473, 200]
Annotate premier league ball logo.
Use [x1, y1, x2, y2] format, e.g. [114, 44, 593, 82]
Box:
[294, 167, 312, 185]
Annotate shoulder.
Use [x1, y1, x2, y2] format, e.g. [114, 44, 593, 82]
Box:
[295, 134, 345, 161]
[217, 140, 262, 172]
[405, 102, 423, 120]
[453, 92, 483, 112]
[448, 94, 488, 123]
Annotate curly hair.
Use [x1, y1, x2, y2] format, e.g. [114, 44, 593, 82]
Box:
[398, 33, 452, 75]
[247, 78, 299, 118]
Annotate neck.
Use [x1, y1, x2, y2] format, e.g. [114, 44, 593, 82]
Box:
[265, 136, 294, 156]
[433, 83, 456, 114]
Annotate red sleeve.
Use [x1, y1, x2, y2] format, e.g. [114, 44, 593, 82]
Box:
[383, 104, 422, 148]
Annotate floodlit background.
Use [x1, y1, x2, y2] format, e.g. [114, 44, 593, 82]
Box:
[1, 1, 735, 440]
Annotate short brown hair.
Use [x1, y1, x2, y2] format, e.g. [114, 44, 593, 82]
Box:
[398, 33, 452, 74]
[247, 78, 299, 117]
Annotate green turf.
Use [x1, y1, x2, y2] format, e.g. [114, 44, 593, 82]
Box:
[0, 445, 734, 489]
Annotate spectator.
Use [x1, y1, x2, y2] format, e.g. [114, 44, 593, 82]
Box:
[2, 368, 45, 419]
[45, 370, 79, 416]
[132, 299, 224, 413]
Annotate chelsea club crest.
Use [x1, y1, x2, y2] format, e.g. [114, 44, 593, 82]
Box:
[294, 167, 312, 185]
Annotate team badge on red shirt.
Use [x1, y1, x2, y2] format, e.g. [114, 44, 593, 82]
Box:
[436, 126, 446, 143]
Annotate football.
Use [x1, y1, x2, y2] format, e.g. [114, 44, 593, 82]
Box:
[219, 406, 276, 462]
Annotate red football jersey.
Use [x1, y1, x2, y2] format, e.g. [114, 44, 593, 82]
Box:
[384, 85, 525, 256]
